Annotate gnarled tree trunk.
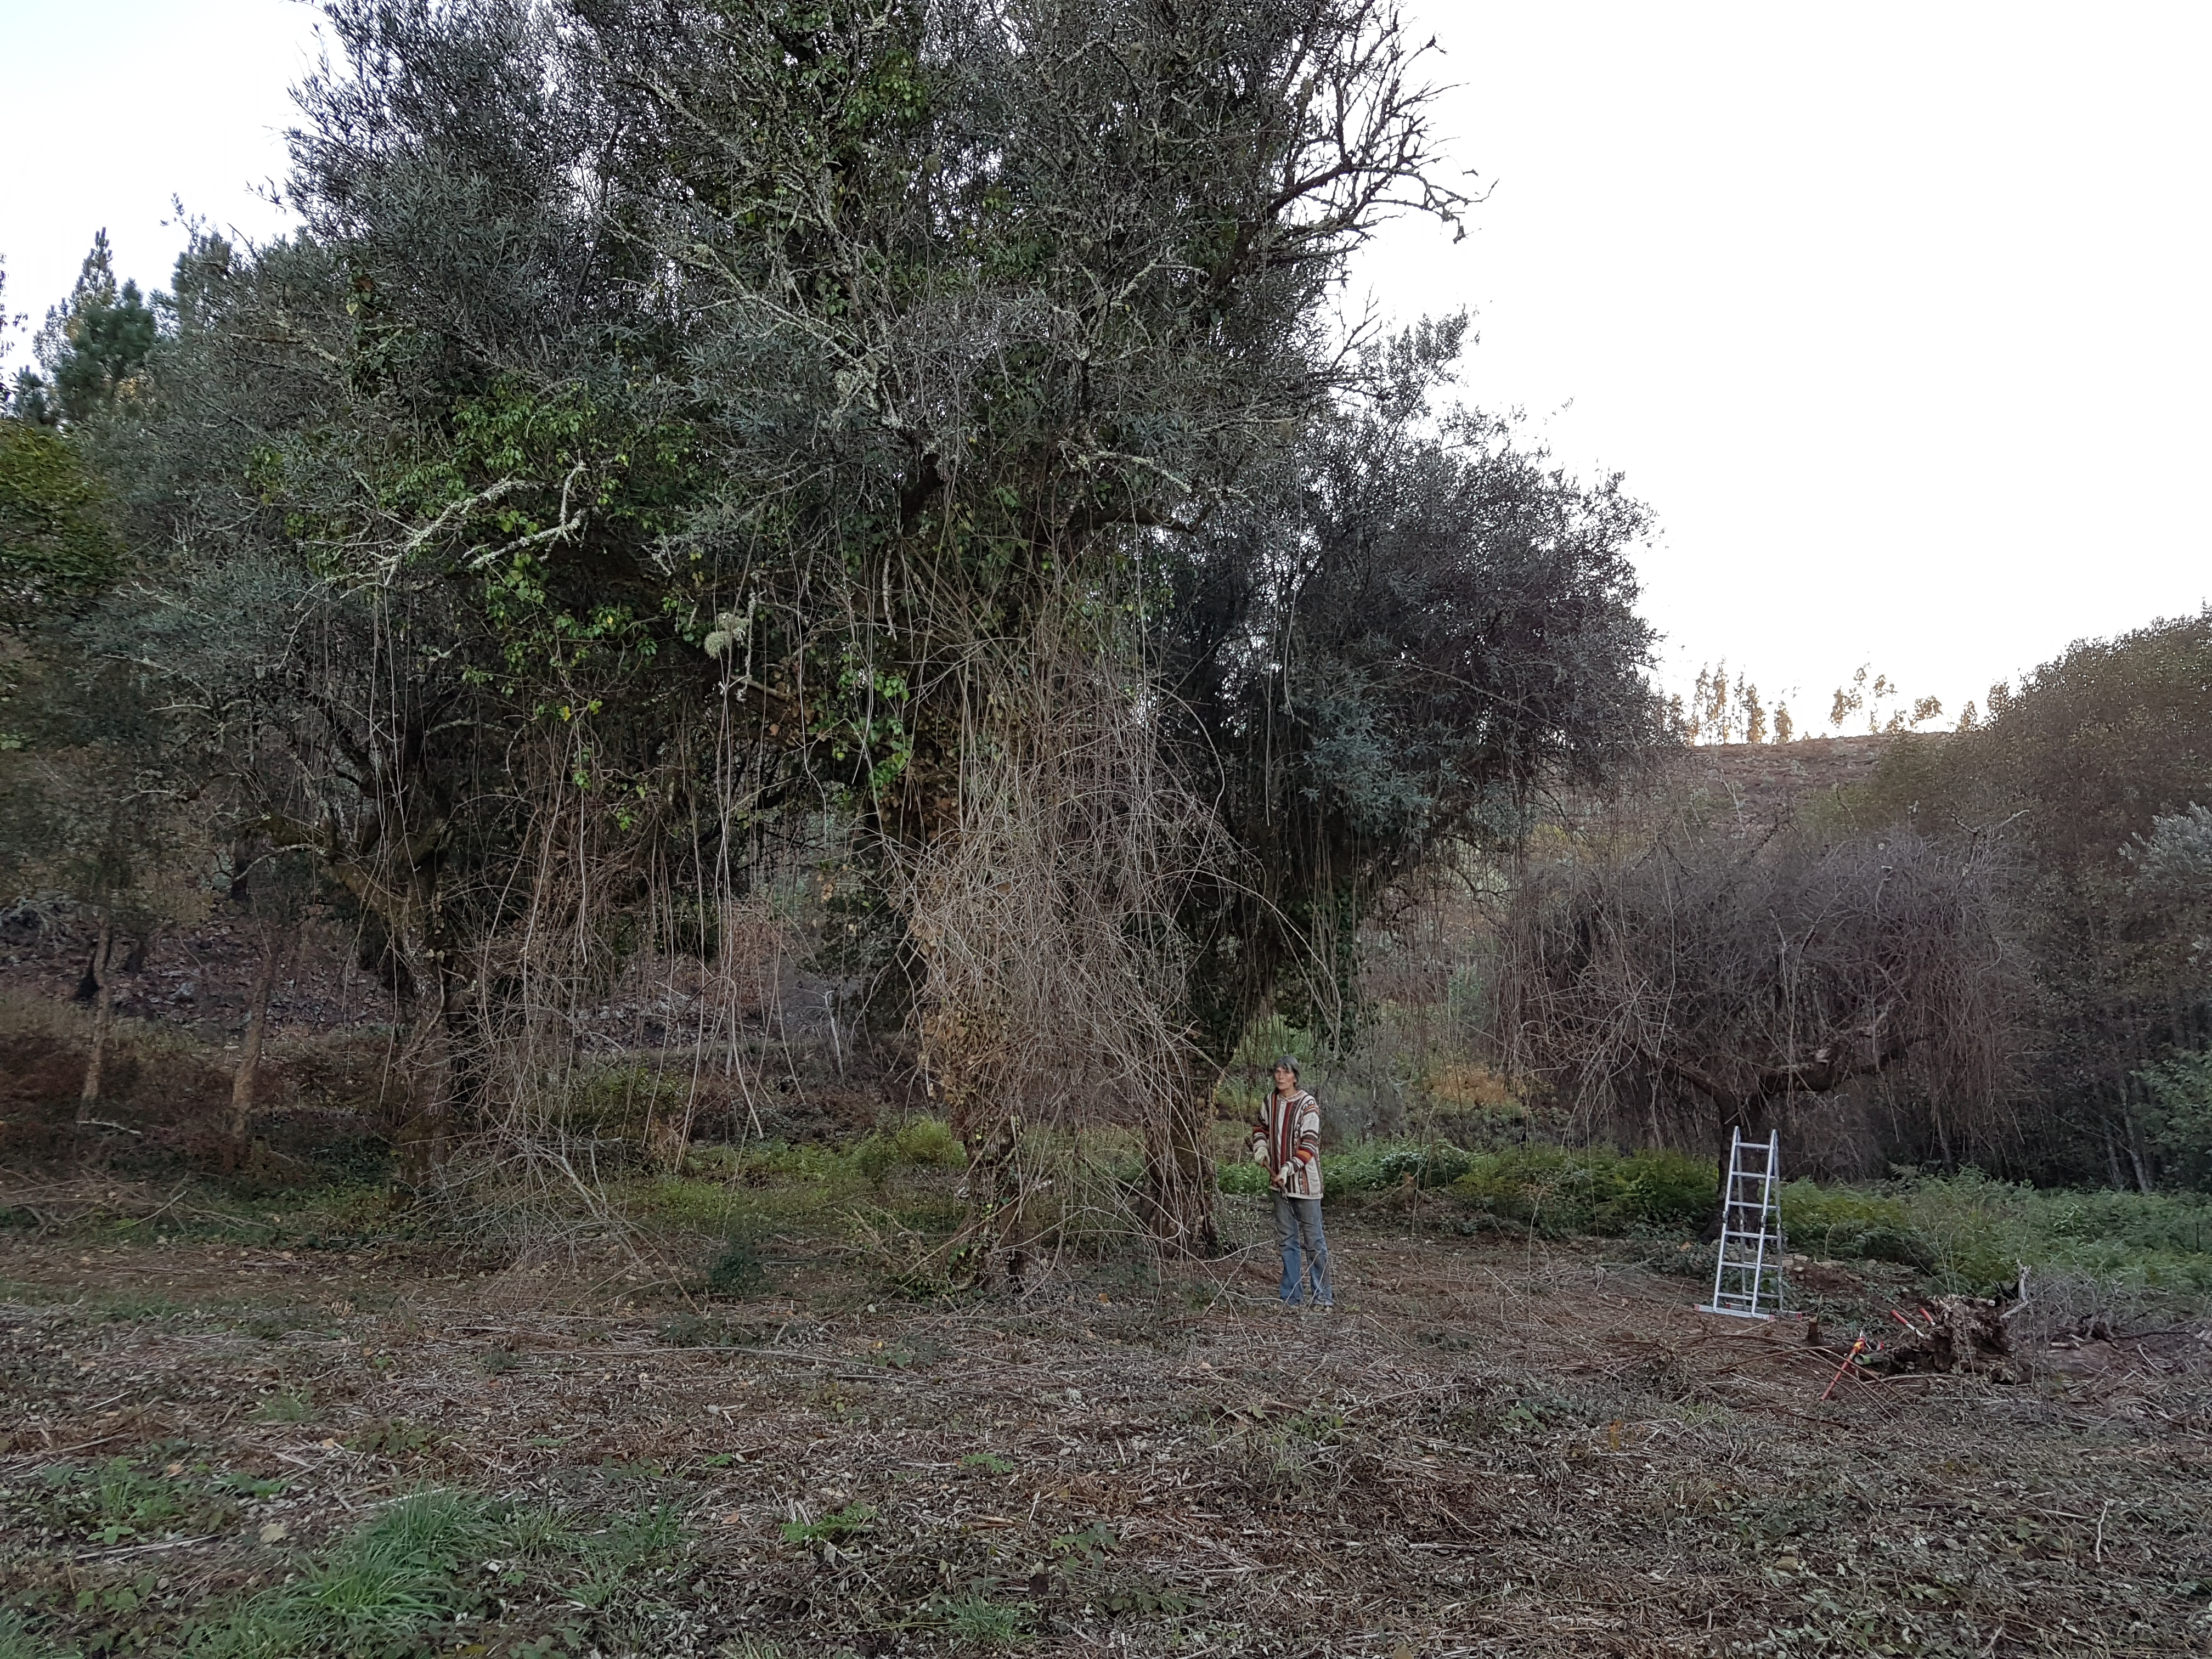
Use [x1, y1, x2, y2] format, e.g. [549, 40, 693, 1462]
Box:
[78, 921, 116, 1110]
[1143, 1090, 1221, 1257]
[229, 924, 283, 1139]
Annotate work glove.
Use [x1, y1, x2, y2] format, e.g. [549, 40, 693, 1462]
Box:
[1275, 1161, 1299, 1190]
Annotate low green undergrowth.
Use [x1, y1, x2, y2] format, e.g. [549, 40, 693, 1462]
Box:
[1221, 1137, 2212, 1301]
[187, 1488, 683, 1658]
[8, 1450, 284, 1549]
[7, 1183, 407, 1254]
[673, 1118, 964, 1192]
[633, 1122, 964, 1237]
[0, 1609, 74, 1659]
[2, 1466, 696, 1658]
[1443, 1145, 1718, 1233]
[1221, 1139, 1716, 1234]
[1782, 1172, 2212, 1295]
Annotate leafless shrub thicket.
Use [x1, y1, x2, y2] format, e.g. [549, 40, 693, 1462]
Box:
[1493, 810, 2031, 1175]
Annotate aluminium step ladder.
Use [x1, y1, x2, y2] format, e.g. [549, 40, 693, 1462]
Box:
[1700, 1127, 1785, 1319]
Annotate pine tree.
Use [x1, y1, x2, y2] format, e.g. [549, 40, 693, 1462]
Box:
[2, 254, 41, 421]
[22, 232, 158, 426]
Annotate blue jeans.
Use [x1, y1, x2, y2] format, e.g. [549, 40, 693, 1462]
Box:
[1273, 1193, 1331, 1306]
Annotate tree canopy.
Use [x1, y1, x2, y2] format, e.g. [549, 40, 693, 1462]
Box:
[1838, 611, 2212, 1187]
[12, 232, 159, 426]
[2, 0, 1665, 1238]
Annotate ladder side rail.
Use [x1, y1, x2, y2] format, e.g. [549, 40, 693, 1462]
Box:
[1746, 1131, 1780, 1313]
[1708, 1127, 1744, 1313]
[1702, 1128, 1784, 1319]
[1746, 1199, 1770, 1314]
[1758, 1131, 1781, 1314]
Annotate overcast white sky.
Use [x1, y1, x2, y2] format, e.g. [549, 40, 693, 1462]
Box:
[3, 1, 2207, 733]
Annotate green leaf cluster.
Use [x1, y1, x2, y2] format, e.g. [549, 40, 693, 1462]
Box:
[0, 419, 119, 630]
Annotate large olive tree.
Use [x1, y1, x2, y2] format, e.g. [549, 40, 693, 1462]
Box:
[61, 0, 1472, 1180]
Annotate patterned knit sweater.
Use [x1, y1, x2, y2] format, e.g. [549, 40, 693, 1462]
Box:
[1251, 1088, 1323, 1199]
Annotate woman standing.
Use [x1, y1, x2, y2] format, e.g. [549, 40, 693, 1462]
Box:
[1252, 1055, 1331, 1310]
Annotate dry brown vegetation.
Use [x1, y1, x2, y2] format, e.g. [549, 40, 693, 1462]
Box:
[2, 1178, 2207, 1658]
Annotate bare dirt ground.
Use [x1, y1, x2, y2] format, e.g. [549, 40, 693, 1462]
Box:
[0, 911, 385, 1048]
[3, 1193, 2209, 1659]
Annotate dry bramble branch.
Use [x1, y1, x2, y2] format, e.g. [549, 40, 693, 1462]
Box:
[1496, 812, 2030, 1204]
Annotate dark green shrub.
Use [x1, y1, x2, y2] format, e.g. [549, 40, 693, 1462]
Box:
[1776, 1182, 1936, 1271]
[893, 1118, 964, 1168]
[1217, 1158, 1268, 1196]
[1447, 1146, 1718, 1236]
[704, 1236, 766, 1297]
[1321, 1141, 1477, 1193]
[1606, 1150, 1722, 1230]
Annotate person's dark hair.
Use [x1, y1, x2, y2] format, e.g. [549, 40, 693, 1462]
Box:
[1272, 1054, 1300, 1079]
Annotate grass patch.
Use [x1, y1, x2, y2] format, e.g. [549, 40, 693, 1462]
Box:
[940, 1593, 1030, 1646]
[18, 1184, 408, 1255]
[90, 1288, 191, 1323]
[12, 1453, 283, 1548]
[169, 1185, 400, 1249]
[661, 1122, 963, 1212]
[186, 1488, 492, 1657]
[780, 1502, 876, 1544]
[179, 1490, 691, 1657]
[0, 1609, 75, 1659]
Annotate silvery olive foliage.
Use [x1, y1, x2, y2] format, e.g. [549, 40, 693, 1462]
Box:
[1164, 317, 1662, 1062]
[17, 1, 1661, 1220]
